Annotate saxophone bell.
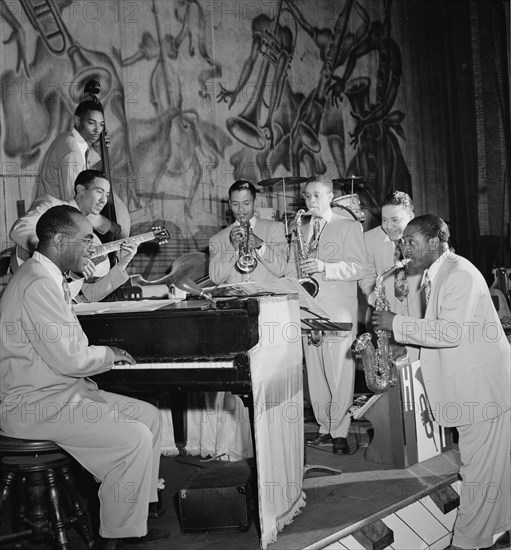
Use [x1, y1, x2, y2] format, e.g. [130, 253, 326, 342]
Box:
[352, 258, 411, 393]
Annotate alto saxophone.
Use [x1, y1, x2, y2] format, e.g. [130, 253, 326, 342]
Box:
[291, 209, 319, 297]
[352, 258, 411, 393]
[236, 220, 258, 274]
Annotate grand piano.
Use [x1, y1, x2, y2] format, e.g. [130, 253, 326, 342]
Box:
[77, 293, 305, 549]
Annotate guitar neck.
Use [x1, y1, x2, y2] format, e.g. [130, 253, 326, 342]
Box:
[90, 232, 155, 258]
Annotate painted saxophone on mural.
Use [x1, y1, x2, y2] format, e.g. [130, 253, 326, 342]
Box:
[352, 258, 411, 393]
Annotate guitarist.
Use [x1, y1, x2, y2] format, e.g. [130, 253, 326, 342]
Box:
[10, 170, 137, 303]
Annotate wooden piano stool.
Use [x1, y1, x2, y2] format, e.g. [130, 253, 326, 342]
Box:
[0, 434, 94, 550]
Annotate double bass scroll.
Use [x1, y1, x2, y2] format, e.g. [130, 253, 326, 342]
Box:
[84, 79, 131, 240]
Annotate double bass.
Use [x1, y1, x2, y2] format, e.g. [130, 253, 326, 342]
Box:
[84, 79, 131, 241]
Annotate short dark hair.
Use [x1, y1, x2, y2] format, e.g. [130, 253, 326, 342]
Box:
[36, 205, 82, 247]
[381, 191, 414, 212]
[74, 100, 103, 119]
[228, 180, 257, 200]
[406, 214, 450, 244]
[74, 169, 109, 191]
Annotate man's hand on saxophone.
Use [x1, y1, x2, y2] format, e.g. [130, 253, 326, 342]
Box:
[372, 310, 396, 332]
[300, 257, 325, 275]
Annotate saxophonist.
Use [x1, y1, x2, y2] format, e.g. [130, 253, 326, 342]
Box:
[287, 179, 365, 454]
[359, 191, 423, 360]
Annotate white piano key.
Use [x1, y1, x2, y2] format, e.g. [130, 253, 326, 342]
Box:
[112, 361, 233, 370]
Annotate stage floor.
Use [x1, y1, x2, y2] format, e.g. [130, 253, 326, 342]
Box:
[4, 421, 500, 550]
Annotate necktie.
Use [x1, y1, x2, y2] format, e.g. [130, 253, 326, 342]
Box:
[84, 148, 90, 168]
[423, 271, 431, 305]
[62, 275, 72, 305]
[394, 241, 409, 301]
[309, 217, 321, 255]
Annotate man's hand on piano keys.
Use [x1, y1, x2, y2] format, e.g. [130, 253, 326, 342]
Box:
[110, 347, 136, 365]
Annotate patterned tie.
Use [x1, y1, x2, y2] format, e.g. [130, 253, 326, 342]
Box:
[423, 271, 431, 305]
[394, 241, 409, 301]
[62, 275, 72, 306]
[309, 217, 321, 255]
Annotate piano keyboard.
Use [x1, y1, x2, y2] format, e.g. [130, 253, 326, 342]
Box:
[112, 360, 234, 370]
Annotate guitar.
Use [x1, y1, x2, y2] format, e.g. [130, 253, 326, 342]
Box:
[10, 227, 170, 279]
[89, 226, 170, 278]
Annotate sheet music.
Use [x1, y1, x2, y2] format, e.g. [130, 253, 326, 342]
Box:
[205, 277, 330, 319]
[74, 298, 183, 315]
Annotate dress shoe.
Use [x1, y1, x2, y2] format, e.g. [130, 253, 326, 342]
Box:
[307, 433, 332, 446]
[93, 537, 124, 550]
[127, 528, 170, 545]
[332, 437, 350, 455]
[496, 531, 511, 549]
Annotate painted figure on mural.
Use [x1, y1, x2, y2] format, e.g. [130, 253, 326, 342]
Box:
[0, 0, 128, 169]
[111, 0, 231, 223]
[328, 0, 412, 208]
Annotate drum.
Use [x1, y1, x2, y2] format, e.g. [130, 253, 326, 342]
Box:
[332, 194, 365, 222]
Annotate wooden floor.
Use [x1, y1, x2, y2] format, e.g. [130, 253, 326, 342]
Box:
[3, 421, 495, 550]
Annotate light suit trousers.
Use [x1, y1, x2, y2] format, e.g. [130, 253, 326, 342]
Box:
[55, 390, 162, 539]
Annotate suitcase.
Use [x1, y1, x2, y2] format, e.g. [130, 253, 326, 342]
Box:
[178, 460, 253, 533]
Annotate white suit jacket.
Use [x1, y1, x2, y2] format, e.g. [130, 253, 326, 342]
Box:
[0, 256, 115, 439]
[287, 212, 365, 323]
[35, 129, 100, 201]
[209, 218, 288, 284]
[393, 251, 511, 426]
[360, 225, 422, 317]
[9, 194, 128, 302]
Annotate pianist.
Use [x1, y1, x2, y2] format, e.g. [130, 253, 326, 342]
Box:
[185, 180, 289, 460]
[0, 205, 168, 550]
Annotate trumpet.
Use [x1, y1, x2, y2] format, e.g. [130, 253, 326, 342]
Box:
[236, 220, 258, 274]
[291, 209, 319, 297]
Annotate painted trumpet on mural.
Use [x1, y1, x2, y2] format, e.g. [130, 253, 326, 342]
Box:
[295, 0, 354, 153]
[236, 220, 258, 274]
[352, 258, 411, 393]
[290, 209, 320, 298]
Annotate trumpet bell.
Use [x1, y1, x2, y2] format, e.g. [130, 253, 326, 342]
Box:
[226, 115, 266, 150]
[236, 253, 258, 274]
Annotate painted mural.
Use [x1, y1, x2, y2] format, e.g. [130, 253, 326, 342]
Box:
[0, 0, 412, 282]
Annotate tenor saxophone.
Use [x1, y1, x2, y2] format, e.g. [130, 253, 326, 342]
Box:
[291, 209, 319, 297]
[352, 258, 411, 393]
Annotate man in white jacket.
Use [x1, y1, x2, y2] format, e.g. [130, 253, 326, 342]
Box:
[373, 214, 511, 550]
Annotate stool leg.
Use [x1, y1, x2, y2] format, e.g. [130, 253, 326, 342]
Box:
[26, 471, 48, 541]
[12, 473, 29, 532]
[0, 471, 16, 513]
[58, 464, 94, 549]
[44, 467, 68, 550]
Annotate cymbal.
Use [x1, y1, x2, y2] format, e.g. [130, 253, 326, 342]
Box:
[332, 176, 373, 185]
[257, 176, 310, 187]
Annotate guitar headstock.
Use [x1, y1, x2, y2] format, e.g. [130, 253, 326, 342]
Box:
[151, 226, 170, 245]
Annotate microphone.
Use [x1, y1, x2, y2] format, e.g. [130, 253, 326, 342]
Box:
[175, 276, 215, 303]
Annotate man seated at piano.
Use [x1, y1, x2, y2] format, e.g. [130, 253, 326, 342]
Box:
[0, 205, 168, 550]
[9, 169, 137, 303]
[185, 179, 289, 460]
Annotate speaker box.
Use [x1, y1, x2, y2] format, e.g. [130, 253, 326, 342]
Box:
[178, 460, 253, 533]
